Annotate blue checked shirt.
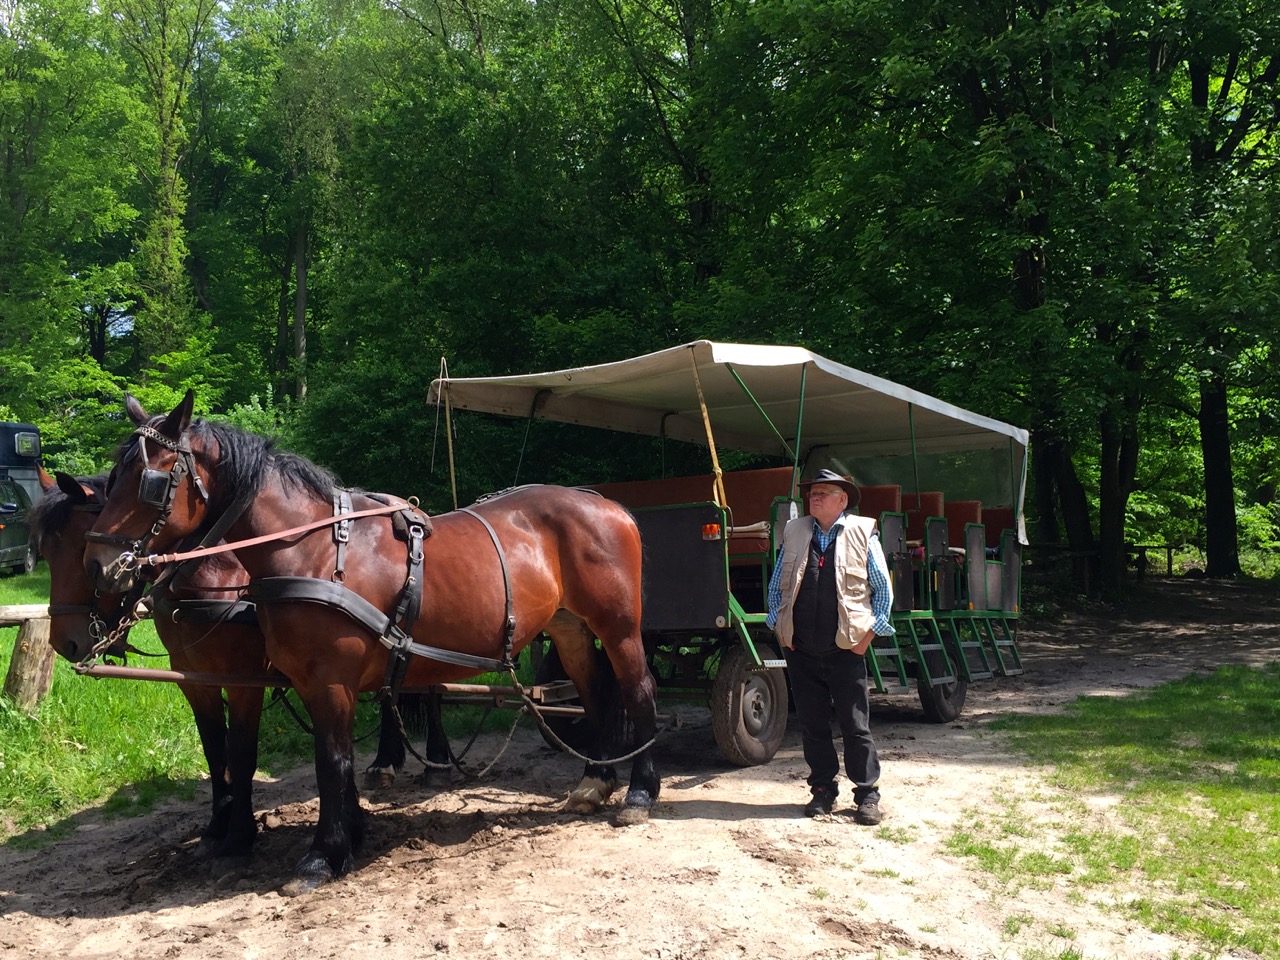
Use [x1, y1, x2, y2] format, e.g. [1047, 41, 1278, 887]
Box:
[765, 516, 896, 636]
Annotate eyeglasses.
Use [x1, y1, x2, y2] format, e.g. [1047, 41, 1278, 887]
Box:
[807, 491, 844, 501]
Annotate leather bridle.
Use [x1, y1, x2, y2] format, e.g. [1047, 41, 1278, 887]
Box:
[85, 423, 210, 558]
[46, 499, 144, 659]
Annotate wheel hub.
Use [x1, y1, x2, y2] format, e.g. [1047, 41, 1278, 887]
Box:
[740, 675, 772, 736]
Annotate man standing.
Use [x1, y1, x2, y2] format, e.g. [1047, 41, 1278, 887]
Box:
[766, 468, 894, 824]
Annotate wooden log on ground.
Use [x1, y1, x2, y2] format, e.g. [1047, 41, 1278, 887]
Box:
[1, 605, 54, 711]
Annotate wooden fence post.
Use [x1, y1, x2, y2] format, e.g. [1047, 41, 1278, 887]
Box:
[1, 604, 55, 712]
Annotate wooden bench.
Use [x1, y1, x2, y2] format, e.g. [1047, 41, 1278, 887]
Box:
[902, 491, 944, 542]
[981, 506, 1016, 548]
[857, 484, 901, 523]
[943, 500, 982, 550]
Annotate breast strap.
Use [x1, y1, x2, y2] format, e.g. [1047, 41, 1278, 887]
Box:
[248, 576, 507, 673]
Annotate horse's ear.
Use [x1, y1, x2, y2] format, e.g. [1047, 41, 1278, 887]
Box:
[125, 392, 149, 426]
[158, 389, 195, 441]
[54, 471, 94, 504]
[38, 464, 57, 492]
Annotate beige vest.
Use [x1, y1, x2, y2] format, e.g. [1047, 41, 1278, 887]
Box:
[774, 514, 878, 651]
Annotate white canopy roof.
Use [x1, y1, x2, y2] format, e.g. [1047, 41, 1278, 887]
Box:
[429, 340, 1027, 460]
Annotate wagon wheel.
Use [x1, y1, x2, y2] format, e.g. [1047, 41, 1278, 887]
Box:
[711, 642, 789, 766]
[916, 647, 968, 723]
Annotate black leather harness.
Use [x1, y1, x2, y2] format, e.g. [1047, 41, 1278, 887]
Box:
[244, 498, 518, 705]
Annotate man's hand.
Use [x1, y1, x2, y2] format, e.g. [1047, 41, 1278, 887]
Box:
[851, 628, 876, 655]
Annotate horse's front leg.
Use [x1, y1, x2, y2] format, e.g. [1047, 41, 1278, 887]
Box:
[365, 693, 451, 788]
[364, 698, 407, 789]
[283, 682, 363, 897]
[421, 690, 452, 785]
[220, 684, 266, 858]
[178, 683, 234, 854]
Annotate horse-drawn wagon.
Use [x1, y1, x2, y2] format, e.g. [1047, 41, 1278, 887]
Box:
[41, 339, 1027, 892]
[430, 340, 1027, 766]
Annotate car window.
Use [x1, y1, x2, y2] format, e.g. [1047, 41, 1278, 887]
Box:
[0, 480, 26, 509]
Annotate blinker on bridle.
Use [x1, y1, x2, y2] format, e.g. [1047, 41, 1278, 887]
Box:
[48, 499, 147, 663]
[85, 423, 210, 563]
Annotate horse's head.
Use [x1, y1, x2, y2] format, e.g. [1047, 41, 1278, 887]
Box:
[35, 466, 136, 662]
[83, 390, 214, 593]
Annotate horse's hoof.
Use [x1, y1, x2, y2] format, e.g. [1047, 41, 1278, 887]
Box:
[565, 775, 618, 814]
[414, 767, 446, 789]
[614, 805, 650, 826]
[282, 857, 337, 897]
[614, 788, 654, 825]
[363, 765, 397, 790]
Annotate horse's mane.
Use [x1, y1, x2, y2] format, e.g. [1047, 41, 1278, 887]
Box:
[193, 417, 338, 508]
[29, 474, 109, 543]
[108, 412, 339, 517]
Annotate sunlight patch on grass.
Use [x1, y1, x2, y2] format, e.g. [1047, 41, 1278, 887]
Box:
[950, 664, 1280, 958]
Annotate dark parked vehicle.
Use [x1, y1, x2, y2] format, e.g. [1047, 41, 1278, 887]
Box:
[0, 475, 35, 575]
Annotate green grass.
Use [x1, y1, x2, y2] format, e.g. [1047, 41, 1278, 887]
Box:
[949, 663, 1280, 958]
[0, 567, 536, 841]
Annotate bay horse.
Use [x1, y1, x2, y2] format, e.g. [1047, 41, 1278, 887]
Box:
[33, 466, 444, 861]
[83, 391, 659, 894]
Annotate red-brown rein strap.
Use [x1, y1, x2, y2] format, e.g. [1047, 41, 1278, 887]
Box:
[131, 502, 410, 569]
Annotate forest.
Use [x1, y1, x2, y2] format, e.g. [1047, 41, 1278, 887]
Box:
[1, 0, 1277, 593]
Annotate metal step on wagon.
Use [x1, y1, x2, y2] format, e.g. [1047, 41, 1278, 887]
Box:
[430, 341, 1026, 766]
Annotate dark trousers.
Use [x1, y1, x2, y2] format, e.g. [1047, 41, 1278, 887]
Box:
[785, 647, 881, 803]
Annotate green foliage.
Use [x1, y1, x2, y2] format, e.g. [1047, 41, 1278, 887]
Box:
[212, 386, 295, 439]
[1238, 502, 1280, 551]
[3, 0, 1280, 588]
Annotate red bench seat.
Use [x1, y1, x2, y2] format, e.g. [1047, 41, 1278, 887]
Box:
[589, 467, 796, 559]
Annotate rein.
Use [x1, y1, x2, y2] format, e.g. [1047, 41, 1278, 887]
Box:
[114, 502, 411, 572]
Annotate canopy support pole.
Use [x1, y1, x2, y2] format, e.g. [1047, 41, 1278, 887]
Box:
[725, 364, 796, 461]
[789, 364, 808, 494]
[688, 349, 727, 507]
[440, 358, 459, 510]
[909, 404, 921, 501]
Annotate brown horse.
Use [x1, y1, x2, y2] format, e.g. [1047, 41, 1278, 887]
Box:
[84, 391, 659, 894]
[35, 465, 444, 861]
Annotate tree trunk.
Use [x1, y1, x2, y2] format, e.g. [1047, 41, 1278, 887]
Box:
[1030, 428, 1060, 545]
[1199, 370, 1241, 577]
[275, 253, 291, 394]
[1038, 431, 1098, 594]
[1097, 415, 1127, 594]
[292, 219, 308, 402]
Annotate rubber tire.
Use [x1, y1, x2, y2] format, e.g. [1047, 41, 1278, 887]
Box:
[917, 671, 968, 723]
[711, 642, 789, 766]
[532, 643, 595, 755]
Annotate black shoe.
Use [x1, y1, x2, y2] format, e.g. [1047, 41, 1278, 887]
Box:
[853, 800, 883, 825]
[804, 788, 835, 817]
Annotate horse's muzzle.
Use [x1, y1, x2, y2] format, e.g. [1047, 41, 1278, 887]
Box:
[85, 553, 138, 594]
